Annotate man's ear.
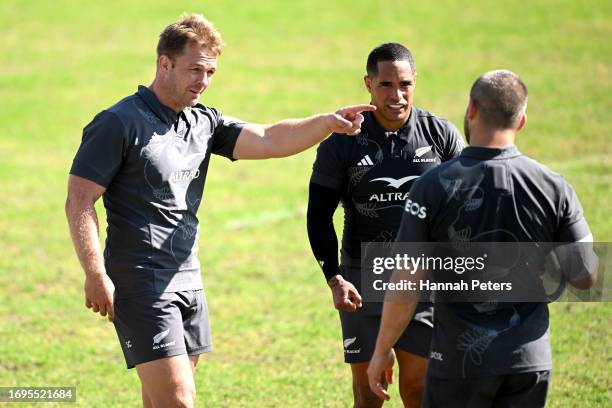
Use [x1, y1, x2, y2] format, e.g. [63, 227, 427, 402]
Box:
[467, 99, 478, 120]
[158, 55, 172, 73]
[364, 75, 372, 94]
[517, 113, 527, 132]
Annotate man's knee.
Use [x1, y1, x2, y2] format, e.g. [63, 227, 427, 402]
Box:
[171, 384, 196, 408]
[352, 382, 384, 408]
[399, 383, 423, 407]
[147, 382, 195, 408]
[350, 362, 384, 408]
[396, 350, 428, 407]
[137, 355, 197, 408]
[398, 369, 425, 398]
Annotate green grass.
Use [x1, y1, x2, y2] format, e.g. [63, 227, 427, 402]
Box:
[0, 0, 610, 406]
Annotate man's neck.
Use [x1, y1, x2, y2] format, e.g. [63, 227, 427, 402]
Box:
[149, 80, 182, 113]
[468, 128, 516, 148]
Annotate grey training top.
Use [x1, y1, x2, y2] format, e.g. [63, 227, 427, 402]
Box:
[70, 86, 244, 298]
[396, 145, 591, 378]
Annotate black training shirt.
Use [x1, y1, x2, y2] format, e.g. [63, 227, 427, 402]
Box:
[71, 86, 244, 298]
[311, 108, 464, 267]
[396, 145, 592, 378]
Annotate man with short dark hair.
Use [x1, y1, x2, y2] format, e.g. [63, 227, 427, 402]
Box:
[65, 13, 374, 407]
[307, 42, 464, 407]
[367, 70, 597, 407]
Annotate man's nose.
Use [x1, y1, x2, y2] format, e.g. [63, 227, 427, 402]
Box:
[390, 87, 403, 101]
[198, 73, 210, 88]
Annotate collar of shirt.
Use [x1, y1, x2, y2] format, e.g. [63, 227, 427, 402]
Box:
[363, 107, 417, 143]
[136, 85, 185, 126]
[460, 145, 522, 160]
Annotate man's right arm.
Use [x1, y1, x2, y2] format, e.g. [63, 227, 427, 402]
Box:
[231, 105, 374, 159]
[307, 182, 361, 312]
[65, 175, 115, 321]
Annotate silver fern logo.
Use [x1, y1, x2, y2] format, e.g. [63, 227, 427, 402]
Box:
[414, 145, 432, 157]
[152, 328, 176, 350]
[142, 131, 207, 202]
[343, 337, 356, 348]
[343, 337, 361, 354]
[457, 307, 520, 377]
[153, 328, 170, 345]
[413, 145, 437, 163]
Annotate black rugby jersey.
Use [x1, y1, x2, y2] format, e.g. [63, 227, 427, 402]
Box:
[396, 145, 593, 378]
[311, 108, 464, 267]
[71, 86, 244, 298]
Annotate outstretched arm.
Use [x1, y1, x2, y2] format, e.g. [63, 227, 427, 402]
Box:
[233, 104, 375, 159]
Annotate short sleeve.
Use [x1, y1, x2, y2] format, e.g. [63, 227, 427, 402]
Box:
[210, 109, 245, 160]
[556, 181, 591, 242]
[70, 110, 127, 188]
[396, 177, 432, 243]
[442, 120, 465, 162]
[310, 135, 349, 190]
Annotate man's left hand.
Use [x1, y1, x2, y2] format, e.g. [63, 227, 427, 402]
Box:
[367, 348, 395, 401]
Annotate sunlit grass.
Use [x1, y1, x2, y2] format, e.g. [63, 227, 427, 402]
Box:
[0, 0, 610, 406]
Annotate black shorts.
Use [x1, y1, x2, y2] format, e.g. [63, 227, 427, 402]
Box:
[339, 307, 432, 364]
[423, 371, 551, 408]
[113, 290, 212, 369]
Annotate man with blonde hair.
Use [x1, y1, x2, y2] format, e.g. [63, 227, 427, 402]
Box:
[66, 13, 374, 407]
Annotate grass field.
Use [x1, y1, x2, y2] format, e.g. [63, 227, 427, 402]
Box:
[0, 0, 610, 406]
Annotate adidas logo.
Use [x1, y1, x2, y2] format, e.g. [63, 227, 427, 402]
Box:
[357, 155, 374, 166]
